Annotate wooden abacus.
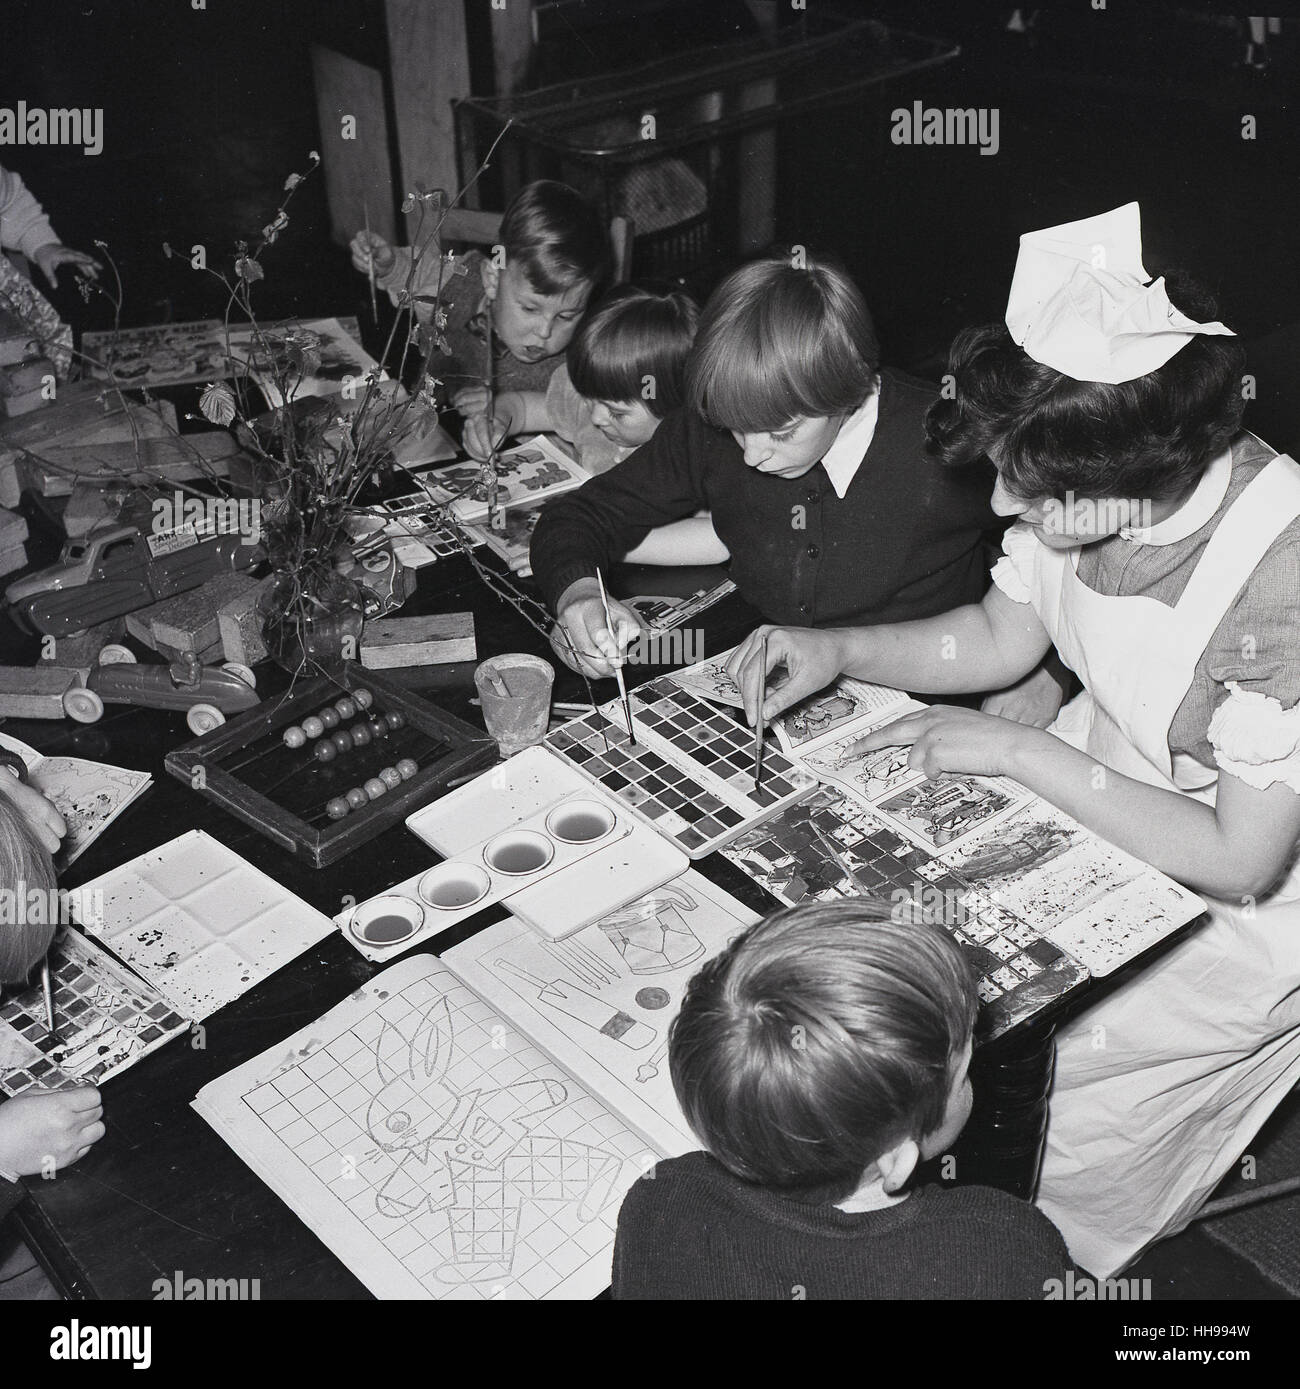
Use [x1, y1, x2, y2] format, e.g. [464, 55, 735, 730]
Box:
[165, 665, 496, 866]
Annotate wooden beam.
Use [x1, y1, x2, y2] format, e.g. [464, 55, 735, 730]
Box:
[385, 0, 471, 219]
[490, 0, 535, 97]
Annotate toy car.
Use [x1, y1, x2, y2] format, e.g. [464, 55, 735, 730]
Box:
[62, 647, 260, 734]
[6, 521, 261, 637]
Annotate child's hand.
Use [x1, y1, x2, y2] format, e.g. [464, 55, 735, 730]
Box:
[462, 412, 510, 462]
[0, 1087, 105, 1177]
[33, 243, 102, 291]
[349, 231, 395, 277]
[0, 776, 66, 856]
[452, 385, 491, 417]
[553, 580, 646, 678]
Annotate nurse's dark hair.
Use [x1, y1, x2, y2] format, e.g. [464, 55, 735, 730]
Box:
[924, 271, 1247, 502]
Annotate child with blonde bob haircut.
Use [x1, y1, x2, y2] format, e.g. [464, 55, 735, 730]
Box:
[0, 802, 105, 1295]
[613, 900, 1069, 1300]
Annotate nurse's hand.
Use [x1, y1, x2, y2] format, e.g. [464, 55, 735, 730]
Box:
[726, 626, 848, 727]
[844, 705, 1039, 780]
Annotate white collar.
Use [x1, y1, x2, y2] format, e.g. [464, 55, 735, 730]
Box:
[820, 378, 880, 499]
[1118, 446, 1233, 545]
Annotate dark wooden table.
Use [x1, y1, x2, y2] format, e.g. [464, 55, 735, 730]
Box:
[3, 543, 1080, 1298]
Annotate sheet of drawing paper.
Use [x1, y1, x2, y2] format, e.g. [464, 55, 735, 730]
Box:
[936, 803, 1205, 975]
[193, 955, 658, 1300]
[0, 929, 189, 1096]
[443, 870, 758, 1156]
[0, 734, 152, 867]
[75, 831, 333, 1019]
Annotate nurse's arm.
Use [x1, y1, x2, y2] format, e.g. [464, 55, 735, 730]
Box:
[1003, 736, 1300, 901]
[729, 585, 1052, 726]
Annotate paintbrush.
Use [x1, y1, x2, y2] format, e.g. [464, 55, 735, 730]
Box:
[753, 633, 768, 790]
[595, 567, 635, 745]
[40, 957, 56, 1038]
[363, 199, 379, 322]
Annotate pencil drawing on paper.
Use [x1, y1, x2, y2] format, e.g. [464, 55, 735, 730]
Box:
[240, 972, 639, 1296]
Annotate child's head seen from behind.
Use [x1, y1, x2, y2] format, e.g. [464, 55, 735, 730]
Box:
[482, 181, 610, 366]
[0, 803, 58, 986]
[567, 284, 700, 448]
[670, 900, 977, 1197]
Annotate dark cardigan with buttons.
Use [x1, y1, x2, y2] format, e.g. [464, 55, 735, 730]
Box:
[530, 367, 999, 627]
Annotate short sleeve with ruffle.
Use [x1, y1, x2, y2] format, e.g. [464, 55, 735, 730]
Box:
[990, 521, 1039, 605]
[1207, 682, 1300, 793]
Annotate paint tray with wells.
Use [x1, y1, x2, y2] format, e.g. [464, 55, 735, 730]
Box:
[544, 676, 818, 859]
[165, 664, 496, 867]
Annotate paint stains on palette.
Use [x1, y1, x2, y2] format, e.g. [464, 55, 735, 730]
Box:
[0, 930, 189, 1096]
[545, 677, 816, 858]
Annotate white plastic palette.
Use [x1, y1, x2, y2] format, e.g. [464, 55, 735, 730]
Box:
[332, 748, 688, 957]
[73, 830, 335, 1021]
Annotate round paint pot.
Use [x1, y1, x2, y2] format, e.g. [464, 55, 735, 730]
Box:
[545, 799, 616, 845]
[483, 829, 554, 877]
[419, 863, 492, 912]
[349, 895, 423, 948]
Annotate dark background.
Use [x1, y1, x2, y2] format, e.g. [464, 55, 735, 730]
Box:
[1, 0, 1297, 436]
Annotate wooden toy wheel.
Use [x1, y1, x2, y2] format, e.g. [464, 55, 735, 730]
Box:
[63, 687, 105, 723]
[220, 662, 257, 689]
[186, 703, 226, 735]
[98, 644, 136, 665]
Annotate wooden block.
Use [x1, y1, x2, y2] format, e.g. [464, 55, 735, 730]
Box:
[1, 384, 52, 418]
[61, 479, 134, 539]
[0, 665, 77, 718]
[0, 541, 27, 578]
[217, 576, 271, 667]
[0, 506, 28, 545]
[154, 635, 224, 667]
[138, 572, 262, 657]
[0, 357, 53, 396]
[37, 618, 125, 678]
[19, 430, 239, 497]
[359, 612, 475, 669]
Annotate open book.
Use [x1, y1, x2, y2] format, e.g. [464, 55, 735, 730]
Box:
[670, 653, 1206, 982]
[193, 869, 756, 1300]
[0, 733, 151, 867]
[421, 434, 591, 525]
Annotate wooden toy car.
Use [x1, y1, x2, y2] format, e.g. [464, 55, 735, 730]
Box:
[5, 521, 261, 638]
[63, 647, 260, 734]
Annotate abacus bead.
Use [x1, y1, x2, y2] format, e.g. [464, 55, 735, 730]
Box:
[326, 796, 349, 820]
[319, 707, 341, 730]
[350, 723, 372, 747]
[331, 730, 354, 753]
[335, 698, 356, 720]
[283, 725, 307, 749]
[379, 765, 402, 789]
[368, 717, 387, 739]
[363, 777, 387, 799]
[385, 710, 405, 731]
[314, 740, 337, 762]
[302, 716, 325, 739]
[396, 757, 418, 780]
[353, 689, 374, 710]
[345, 786, 368, 810]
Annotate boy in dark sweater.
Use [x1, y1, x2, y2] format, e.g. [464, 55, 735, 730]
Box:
[531, 252, 998, 678]
[612, 900, 1070, 1300]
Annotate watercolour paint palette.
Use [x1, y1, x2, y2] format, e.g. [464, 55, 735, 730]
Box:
[543, 677, 818, 859]
[345, 747, 689, 953]
[72, 831, 334, 1021]
[0, 929, 190, 1096]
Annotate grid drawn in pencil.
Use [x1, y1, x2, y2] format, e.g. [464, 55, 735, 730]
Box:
[241, 976, 648, 1298]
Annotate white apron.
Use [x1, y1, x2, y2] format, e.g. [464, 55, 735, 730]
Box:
[1027, 454, 1300, 1278]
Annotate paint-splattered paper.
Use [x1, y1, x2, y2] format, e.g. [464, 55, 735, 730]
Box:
[73, 831, 333, 1019]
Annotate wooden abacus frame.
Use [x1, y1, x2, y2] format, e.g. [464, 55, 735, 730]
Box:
[164, 664, 496, 867]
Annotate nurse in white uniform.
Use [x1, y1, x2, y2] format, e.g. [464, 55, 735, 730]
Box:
[725, 203, 1300, 1277]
